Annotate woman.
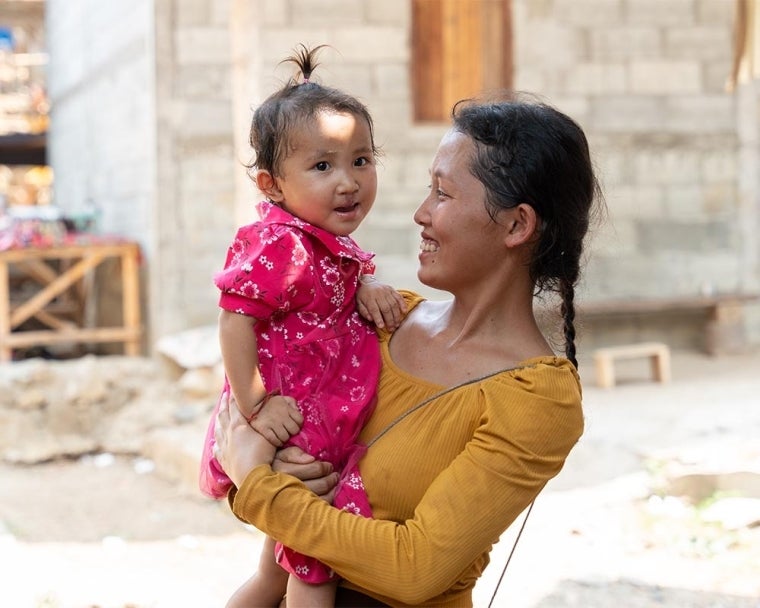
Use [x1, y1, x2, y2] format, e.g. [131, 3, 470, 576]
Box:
[214, 95, 602, 607]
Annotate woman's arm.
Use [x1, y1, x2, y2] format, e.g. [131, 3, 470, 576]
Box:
[216, 382, 583, 604]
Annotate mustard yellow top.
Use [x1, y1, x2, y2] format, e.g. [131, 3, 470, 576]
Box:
[231, 292, 584, 607]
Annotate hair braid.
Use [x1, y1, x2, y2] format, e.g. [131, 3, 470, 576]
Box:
[559, 277, 578, 369]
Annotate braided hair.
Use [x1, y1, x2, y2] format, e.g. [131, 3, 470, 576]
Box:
[452, 96, 602, 368]
[246, 44, 378, 178]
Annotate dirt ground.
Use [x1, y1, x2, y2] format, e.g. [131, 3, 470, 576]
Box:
[2, 350, 760, 608]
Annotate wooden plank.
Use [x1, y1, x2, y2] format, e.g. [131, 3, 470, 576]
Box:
[120, 245, 142, 356]
[0, 258, 10, 362]
[579, 293, 760, 315]
[411, 0, 444, 121]
[2, 326, 142, 348]
[9, 252, 106, 328]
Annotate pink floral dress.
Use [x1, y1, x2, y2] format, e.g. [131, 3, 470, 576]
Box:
[199, 202, 380, 584]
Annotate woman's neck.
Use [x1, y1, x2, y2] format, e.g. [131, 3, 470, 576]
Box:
[390, 287, 553, 386]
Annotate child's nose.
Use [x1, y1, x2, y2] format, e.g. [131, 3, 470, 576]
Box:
[337, 170, 359, 193]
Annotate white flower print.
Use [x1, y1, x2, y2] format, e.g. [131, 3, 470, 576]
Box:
[295, 565, 310, 576]
[344, 472, 365, 491]
[297, 312, 320, 327]
[350, 386, 366, 402]
[259, 225, 279, 244]
[320, 258, 340, 286]
[292, 244, 309, 266]
[258, 255, 274, 271]
[230, 239, 246, 263]
[351, 355, 360, 368]
[341, 502, 362, 515]
[233, 281, 260, 299]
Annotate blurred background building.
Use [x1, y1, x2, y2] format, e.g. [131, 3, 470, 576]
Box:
[2, 0, 759, 357]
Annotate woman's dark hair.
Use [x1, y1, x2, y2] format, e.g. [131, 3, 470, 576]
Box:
[452, 96, 602, 369]
[247, 44, 378, 178]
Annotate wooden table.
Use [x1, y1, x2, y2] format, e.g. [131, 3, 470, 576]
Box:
[0, 241, 142, 362]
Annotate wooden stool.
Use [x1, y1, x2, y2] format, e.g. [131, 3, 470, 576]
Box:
[593, 342, 671, 389]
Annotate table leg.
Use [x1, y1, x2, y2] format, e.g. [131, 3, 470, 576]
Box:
[0, 260, 10, 362]
[121, 246, 142, 356]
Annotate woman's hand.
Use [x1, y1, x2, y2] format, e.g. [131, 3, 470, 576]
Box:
[214, 391, 297, 488]
[273, 446, 339, 503]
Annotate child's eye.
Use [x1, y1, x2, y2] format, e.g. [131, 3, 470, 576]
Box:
[315, 161, 329, 171]
[354, 157, 371, 167]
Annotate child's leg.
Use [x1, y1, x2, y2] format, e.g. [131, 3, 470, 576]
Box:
[285, 576, 338, 608]
[226, 536, 288, 608]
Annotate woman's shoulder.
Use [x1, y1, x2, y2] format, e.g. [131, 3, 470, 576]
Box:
[481, 356, 584, 440]
[376, 290, 426, 342]
[485, 356, 581, 398]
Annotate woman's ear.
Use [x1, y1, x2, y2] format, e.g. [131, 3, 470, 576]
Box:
[504, 203, 541, 249]
[255, 170, 284, 202]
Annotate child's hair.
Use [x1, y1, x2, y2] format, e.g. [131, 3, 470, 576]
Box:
[247, 44, 378, 179]
[451, 95, 603, 369]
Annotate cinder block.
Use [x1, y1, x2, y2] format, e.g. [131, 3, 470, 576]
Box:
[292, 0, 365, 25]
[175, 27, 232, 65]
[626, 0, 696, 26]
[590, 27, 662, 59]
[665, 27, 732, 61]
[564, 63, 627, 95]
[630, 61, 702, 94]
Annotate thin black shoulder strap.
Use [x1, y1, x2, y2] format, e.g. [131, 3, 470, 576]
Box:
[364, 367, 539, 606]
[365, 368, 511, 449]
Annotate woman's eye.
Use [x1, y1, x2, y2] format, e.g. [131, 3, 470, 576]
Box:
[315, 161, 329, 171]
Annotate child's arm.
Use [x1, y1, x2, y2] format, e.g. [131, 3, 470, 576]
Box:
[218, 310, 302, 446]
[356, 275, 407, 331]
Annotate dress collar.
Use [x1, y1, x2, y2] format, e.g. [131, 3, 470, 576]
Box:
[256, 201, 373, 263]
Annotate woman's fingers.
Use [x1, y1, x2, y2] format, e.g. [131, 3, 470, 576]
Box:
[275, 446, 316, 465]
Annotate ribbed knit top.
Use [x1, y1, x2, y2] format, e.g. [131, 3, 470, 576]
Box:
[232, 292, 584, 607]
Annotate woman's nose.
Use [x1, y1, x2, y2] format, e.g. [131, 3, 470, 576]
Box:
[413, 194, 431, 225]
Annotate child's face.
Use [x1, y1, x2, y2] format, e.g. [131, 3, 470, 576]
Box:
[267, 110, 377, 236]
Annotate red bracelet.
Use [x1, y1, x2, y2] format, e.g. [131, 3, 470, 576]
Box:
[241, 389, 281, 425]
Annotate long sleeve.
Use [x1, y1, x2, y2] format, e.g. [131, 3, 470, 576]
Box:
[231, 357, 583, 607]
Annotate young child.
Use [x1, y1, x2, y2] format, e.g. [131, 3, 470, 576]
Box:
[199, 45, 406, 607]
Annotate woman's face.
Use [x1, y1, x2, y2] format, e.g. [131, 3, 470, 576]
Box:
[413, 129, 507, 291]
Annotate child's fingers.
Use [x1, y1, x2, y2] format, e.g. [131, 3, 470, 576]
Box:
[393, 290, 408, 313]
[363, 301, 386, 328]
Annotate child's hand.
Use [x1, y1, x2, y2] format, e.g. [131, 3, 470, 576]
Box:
[249, 394, 303, 447]
[356, 277, 407, 331]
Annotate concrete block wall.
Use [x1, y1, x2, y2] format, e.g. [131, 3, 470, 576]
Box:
[46, 0, 155, 241]
[511, 0, 760, 349]
[152, 0, 237, 338]
[44, 0, 760, 352]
